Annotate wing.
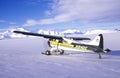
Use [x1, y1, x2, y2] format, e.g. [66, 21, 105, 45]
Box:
[14, 31, 90, 40]
[14, 31, 62, 39]
[65, 37, 90, 40]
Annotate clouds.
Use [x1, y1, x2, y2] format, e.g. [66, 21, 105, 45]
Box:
[23, 20, 37, 26]
[0, 20, 16, 25]
[0, 20, 6, 23]
[24, 0, 120, 26]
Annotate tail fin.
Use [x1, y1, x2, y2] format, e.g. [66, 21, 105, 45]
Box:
[88, 34, 104, 49]
[98, 34, 104, 49]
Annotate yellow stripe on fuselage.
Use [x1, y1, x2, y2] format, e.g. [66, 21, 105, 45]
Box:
[50, 41, 92, 52]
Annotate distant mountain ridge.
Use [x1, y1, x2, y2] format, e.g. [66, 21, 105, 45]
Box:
[0, 28, 118, 40]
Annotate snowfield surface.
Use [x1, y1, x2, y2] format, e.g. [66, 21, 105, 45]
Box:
[0, 32, 120, 78]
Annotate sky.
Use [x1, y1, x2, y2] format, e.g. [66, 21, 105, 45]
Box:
[0, 0, 120, 31]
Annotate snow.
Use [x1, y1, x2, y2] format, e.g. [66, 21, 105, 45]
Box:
[0, 28, 29, 39]
[0, 32, 120, 78]
[37, 29, 83, 35]
[38, 30, 60, 35]
[1, 28, 83, 39]
[85, 29, 117, 35]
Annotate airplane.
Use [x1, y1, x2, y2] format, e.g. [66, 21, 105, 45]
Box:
[13, 30, 111, 59]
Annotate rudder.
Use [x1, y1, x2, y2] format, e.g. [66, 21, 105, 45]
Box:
[98, 34, 104, 49]
[87, 34, 104, 49]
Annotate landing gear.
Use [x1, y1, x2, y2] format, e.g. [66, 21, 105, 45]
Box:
[41, 50, 51, 55]
[98, 53, 102, 59]
[42, 49, 64, 55]
[59, 49, 64, 55]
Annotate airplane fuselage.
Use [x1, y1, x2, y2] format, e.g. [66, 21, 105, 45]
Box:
[49, 39, 104, 53]
[13, 30, 110, 58]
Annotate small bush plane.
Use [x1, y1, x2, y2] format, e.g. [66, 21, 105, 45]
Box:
[14, 30, 110, 59]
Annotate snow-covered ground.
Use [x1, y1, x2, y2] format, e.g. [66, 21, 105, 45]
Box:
[0, 32, 120, 78]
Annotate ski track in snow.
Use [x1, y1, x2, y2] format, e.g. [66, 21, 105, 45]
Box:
[0, 33, 120, 78]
